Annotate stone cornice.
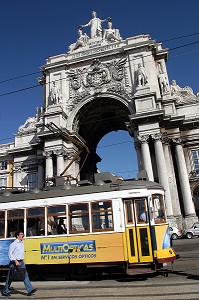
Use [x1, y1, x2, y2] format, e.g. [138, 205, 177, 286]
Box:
[129, 109, 164, 122]
[8, 145, 33, 154]
[41, 35, 168, 71]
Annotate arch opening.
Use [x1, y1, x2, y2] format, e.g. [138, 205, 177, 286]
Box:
[97, 130, 138, 179]
[73, 96, 136, 181]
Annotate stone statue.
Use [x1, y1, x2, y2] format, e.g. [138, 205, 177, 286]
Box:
[72, 28, 89, 51]
[102, 21, 122, 42]
[170, 79, 195, 103]
[137, 63, 148, 87]
[18, 116, 37, 133]
[50, 81, 62, 104]
[170, 79, 181, 95]
[158, 71, 168, 93]
[80, 11, 107, 39]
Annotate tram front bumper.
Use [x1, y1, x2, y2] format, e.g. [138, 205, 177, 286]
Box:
[154, 248, 177, 263]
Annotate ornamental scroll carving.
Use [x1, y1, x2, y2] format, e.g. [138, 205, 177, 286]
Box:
[67, 57, 131, 110]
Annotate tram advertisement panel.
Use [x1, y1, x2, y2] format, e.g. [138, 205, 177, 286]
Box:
[0, 239, 14, 266]
[24, 233, 125, 265]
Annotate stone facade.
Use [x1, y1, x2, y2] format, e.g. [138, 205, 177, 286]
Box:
[1, 12, 199, 229]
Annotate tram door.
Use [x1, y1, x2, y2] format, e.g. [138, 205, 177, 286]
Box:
[124, 198, 153, 263]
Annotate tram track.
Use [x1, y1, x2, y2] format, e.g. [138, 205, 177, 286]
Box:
[1, 275, 199, 300]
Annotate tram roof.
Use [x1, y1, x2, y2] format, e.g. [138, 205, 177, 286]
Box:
[0, 173, 163, 204]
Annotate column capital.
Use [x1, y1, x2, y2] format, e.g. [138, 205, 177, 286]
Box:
[162, 136, 171, 145]
[151, 133, 163, 141]
[54, 149, 64, 156]
[13, 163, 22, 173]
[64, 149, 77, 159]
[44, 150, 53, 158]
[172, 137, 183, 145]
[137, 134, 149, 143]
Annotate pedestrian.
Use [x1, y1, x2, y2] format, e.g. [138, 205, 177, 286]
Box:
[1, 231, 37, 297]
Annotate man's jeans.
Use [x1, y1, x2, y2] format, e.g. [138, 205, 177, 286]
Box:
[2, 260, 33, 294]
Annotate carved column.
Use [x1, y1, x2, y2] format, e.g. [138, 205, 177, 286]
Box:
[45, 151, 53, 178]
[137, 135, 154, 181]
[152, 133, 174, 218]
[62, 149, 79, 178]
[54, 149, 64, 176]
[172, 138, 196, 217]
[163, 138, 182, 219]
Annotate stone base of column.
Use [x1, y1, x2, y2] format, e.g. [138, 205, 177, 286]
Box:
[167, 215, 183, 229]
[167, 215, 181, 228]
[183, 215, 198, 229]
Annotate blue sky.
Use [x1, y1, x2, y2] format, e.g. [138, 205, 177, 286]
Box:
[1, 1, 199, 179]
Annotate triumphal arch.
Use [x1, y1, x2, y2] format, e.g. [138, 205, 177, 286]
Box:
[1, 12, 199, 228]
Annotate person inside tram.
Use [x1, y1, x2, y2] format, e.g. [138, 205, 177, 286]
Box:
[138, 201, 148, 223]
[27, 218, 36, 236]
[139, 211, 146, 222]
[47, 216, 57, 235]
[38, 217, 45, 235]
[153, 196, 164, 221]
[8, 220, 18, 237]
[57, 218, 67, 234]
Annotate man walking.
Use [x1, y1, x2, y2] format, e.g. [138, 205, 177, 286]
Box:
[1, 231, 37, 297]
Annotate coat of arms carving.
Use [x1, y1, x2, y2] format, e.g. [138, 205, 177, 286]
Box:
[67, 57, 131, 110]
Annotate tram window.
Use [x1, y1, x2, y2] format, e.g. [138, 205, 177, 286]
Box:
[91, 201, 113, 231]
[135, 199, 148, 224]
[152, 194, 166, 223]
[69, 203, 89, 233]
[47, 205, 66, 235]
[0, 211, 5, 238]
[7, 209, 24, 237]
[27, 207, 45, 236]
[124, 200, 134, 224]
[139, 228, 150, 256]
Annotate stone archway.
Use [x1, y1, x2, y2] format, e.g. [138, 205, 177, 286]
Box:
[36, 13, 199, 227]
[70, 95, 133, 181]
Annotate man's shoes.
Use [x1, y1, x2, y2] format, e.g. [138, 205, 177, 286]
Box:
[27, 288, 37, 296]
[1, 293, 11, 297]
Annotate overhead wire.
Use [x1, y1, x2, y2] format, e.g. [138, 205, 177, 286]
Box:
[1, 33, 199, 147]
[160, 32, 199, 43]
[0, 34, 199, 136]
[1, 38, 199, 98]
[0, 34, 199, 90]
[0, 71, 40, 84]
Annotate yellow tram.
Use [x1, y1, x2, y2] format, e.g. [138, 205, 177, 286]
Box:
[0, 172, 176, 277]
